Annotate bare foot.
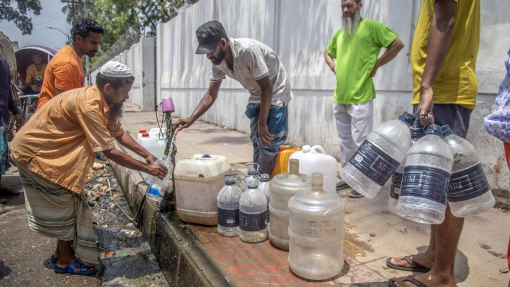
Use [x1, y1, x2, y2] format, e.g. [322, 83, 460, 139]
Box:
[391, 274, 456, 287]
[390, 254, 434, 270]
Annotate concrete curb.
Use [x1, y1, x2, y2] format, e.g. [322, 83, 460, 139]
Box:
[109, 161, 234, 286]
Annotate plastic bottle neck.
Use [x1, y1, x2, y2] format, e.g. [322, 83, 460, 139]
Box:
[288, 159, 302, 179]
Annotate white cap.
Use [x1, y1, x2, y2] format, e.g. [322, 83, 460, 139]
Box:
[99, 61, 133, 78]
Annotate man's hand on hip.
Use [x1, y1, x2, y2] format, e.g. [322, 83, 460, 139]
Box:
[258, 123, 274, 146]
[417, 86, 435, 126]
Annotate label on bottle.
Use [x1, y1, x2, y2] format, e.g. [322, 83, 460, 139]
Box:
[448, 163, 490, 202]
[390, 172, 403, 199]
[348, 140, 400, 186]
[401, 166, 451, 205]
[217, 207, 239, 227]
[239, 210, 267, 232]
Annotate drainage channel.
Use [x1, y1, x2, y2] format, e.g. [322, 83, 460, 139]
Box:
[86, 163, 169, 287]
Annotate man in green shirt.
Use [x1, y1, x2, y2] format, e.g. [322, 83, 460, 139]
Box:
[324, 0, 404, 198]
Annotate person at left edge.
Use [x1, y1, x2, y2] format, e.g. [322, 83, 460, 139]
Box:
[173, 20, 291, 175]
[36, 18, 103, 110]
[11, 61, 167, 275]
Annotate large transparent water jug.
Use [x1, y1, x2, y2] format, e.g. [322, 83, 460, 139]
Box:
[259, 174, 271, 226]
[241, 163, 259, 191]
[389, 128, 424, 213]
[239, 176, 267, 243]
[341, 112, 416, 199]
[289, 145, 338, 192]
[442, 126, 495, 217]
[288, 173, 346, 280]
[174, 154, 232, 225]
[269, 159, 312, 250]
[217, 174, 242, 237]
[398, 125, 454, 224]
[146, 156, 174, 198]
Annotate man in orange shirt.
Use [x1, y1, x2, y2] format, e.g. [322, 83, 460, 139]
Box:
[12, 61, 168, 275]
[36, 18, 103, 110]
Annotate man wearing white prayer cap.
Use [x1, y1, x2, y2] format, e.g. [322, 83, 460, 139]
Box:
[10, 61, 168, 275]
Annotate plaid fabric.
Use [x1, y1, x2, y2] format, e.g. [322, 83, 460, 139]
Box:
[0, 123, 11, 175]
[245, 104, 288, 174]
[14, 157, 98, 266]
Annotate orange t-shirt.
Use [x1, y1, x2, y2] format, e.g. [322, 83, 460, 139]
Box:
[12, 86, 124, 194]
[36, 45, 84, 110]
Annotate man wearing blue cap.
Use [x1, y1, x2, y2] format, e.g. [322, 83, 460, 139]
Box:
[174, 20, 291, 174]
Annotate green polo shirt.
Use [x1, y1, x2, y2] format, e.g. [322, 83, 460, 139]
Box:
[327, 19, 398, 105]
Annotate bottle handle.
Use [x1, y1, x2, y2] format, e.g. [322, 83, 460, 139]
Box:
[245, 163, 259, 173]
[224, 174, 239, 184]
[311, 145, 326, 154]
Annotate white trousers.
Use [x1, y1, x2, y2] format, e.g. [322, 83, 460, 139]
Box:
[334, 100, 374, 167]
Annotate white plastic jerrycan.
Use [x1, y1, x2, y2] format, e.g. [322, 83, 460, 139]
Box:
[174, 154, 232, 226]
[289, 145, 338, 193]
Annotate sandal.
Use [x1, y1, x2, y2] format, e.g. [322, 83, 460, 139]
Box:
[0, 187, 19, 196]
[389, 275, 429, 287]
[0, 197, 6, 204]
[386, 256, 431, 273]
[54, 261, 97, 275]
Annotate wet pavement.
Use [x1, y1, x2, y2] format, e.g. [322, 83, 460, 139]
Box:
[87, 163, 169, 287]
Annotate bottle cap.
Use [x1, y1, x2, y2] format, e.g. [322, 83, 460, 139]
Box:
[441, 125, 452, 137]
[302, 145, 311, 153]
[244, 175, 259, 188]
[201, 154, 211, 158]
[139, 130, 147, 133]
[399, 112, 416, 126]
[142, 133, 149, 137]
[278, 147, 286, 152]
[260, 174, 269, 182]
[425, 124, 442, 136]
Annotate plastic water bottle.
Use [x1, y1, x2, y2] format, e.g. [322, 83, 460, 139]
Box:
[269, 159, 312, 250]
[147, 156, 174, 198]
[217, 174, 242, 237]
[341, 112, 416, 199]
[239, 175, 267, 243]
[288, 173, 346, 280]
[398, 124, 454, 224]
[241, 163, 259, 191]
[389, 128, 425, 214]
[442, 126, 495, 217]
[258, 174, 271, 226]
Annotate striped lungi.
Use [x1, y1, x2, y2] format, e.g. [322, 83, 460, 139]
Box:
[0, 124, 11, 175]
[13, 157, 98, 266]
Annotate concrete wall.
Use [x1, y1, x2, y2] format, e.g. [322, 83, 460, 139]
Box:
[91, 37, 156, 112]
[156, 0, 510, 193]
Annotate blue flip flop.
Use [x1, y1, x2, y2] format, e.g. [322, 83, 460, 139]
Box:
[54, 261, 97, 275]
[50, 255, 58, 263]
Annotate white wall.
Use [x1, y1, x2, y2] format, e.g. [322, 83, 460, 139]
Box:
[91, 37, 156, 112]
[156, 0, 509, 193]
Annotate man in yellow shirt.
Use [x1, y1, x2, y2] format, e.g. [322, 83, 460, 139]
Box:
[11, 61, 168, 275]
[388, 0, 480, 287]
[24, 53, 46, 93]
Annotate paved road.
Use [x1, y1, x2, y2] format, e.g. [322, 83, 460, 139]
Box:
[0, 166, 102, 287]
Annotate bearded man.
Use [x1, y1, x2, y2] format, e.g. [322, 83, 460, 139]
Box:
[174, 21, 292, 174]
[11, 61, 168, 275]
[324, 0, 404, 198]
